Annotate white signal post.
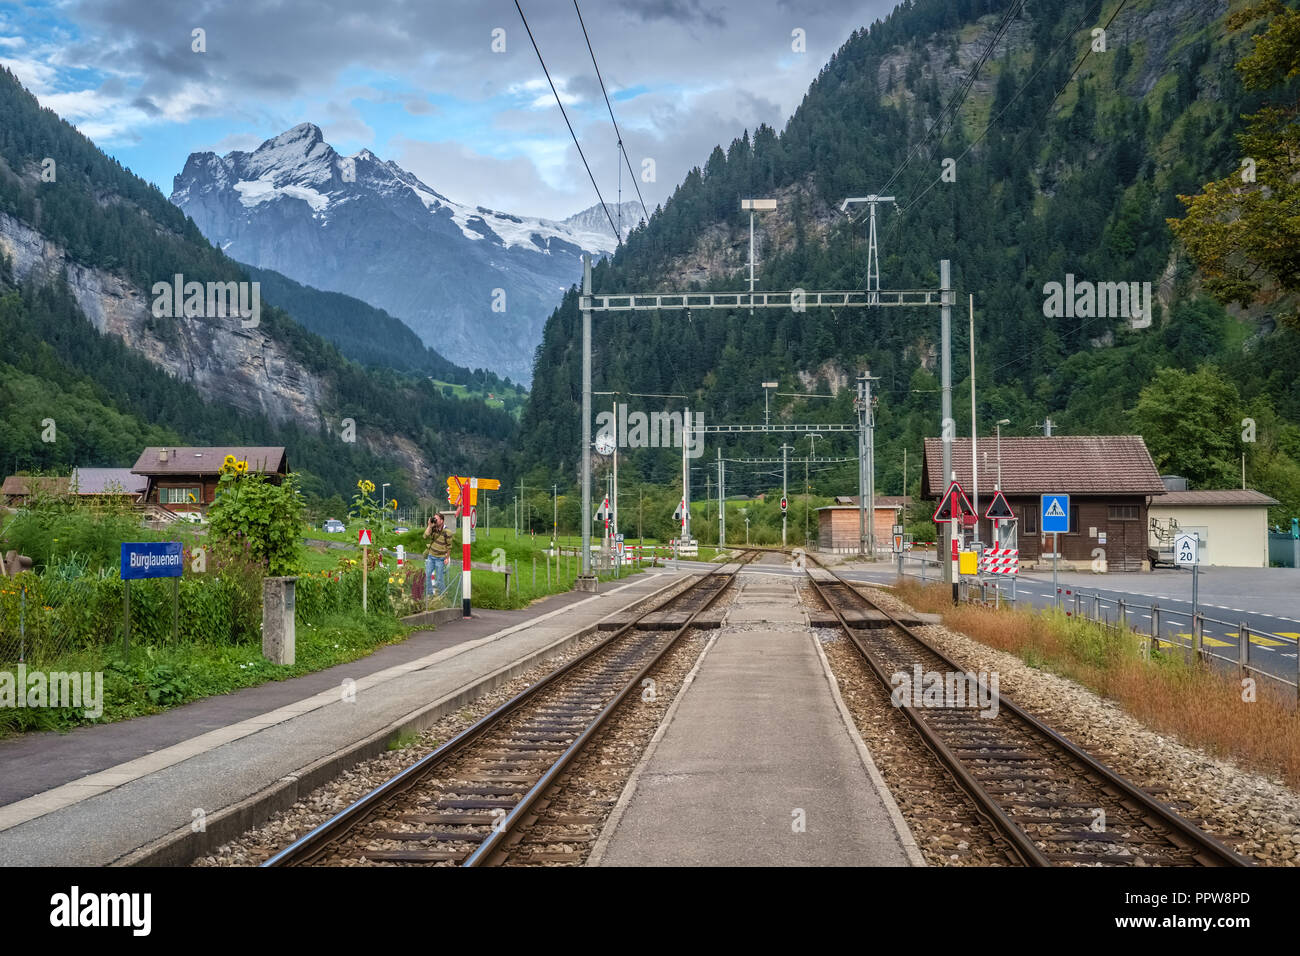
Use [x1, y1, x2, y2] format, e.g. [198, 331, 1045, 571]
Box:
[358, 527, 373, 612]
[461, 480, 472, 617]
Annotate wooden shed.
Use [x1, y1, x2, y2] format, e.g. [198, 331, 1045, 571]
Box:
[921, 436, 1166, 571]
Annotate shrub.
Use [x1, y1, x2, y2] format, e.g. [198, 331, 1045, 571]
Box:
[207, 463, 304, 575]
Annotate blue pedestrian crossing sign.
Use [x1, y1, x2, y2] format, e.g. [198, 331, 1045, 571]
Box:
[1041, 494, 1070, 533]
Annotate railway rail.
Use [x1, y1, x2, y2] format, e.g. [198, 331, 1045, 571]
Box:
[263, 550, 759, 867]
[803, 555, 1250, 867]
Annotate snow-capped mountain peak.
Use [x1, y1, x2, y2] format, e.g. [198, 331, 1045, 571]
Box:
[170, 125, 649, 382]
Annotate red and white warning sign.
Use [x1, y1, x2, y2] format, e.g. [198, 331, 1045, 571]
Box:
[981, 548, 1019, 575]
[358, 528, 373, 547]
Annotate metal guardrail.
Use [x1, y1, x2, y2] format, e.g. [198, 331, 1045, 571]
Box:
[957, 579, 1300, 701]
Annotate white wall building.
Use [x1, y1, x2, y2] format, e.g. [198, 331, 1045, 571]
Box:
[1148, 489, 1278, 567]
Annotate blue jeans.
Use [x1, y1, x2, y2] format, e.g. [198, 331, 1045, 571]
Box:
[425, 555, 447, 595]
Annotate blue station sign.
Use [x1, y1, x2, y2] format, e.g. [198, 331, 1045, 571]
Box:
[120, 542, 184, 580]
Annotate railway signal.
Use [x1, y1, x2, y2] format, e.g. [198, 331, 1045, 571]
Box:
[448, 476, 499, 618]
[933, 479, 972, 604]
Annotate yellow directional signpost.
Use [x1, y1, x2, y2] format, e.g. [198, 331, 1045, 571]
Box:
[448, 476, 500, 617]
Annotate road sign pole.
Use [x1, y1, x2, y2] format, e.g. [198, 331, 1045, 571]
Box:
[362, 546, 368, 614]
[1192, 560, 1198, 621]
[951, 516, 959, 604]
[1052, 533, 1059, 609]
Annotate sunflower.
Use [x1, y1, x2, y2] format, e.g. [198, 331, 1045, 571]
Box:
[235, 460, 248, 474]
[223, 454, 236, 468]
[357, 479, 365, 490]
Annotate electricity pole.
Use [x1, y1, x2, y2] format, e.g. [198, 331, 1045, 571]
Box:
[855, 373, 879, 558]
[717, 447, 725, 548]
[579, 254, 594, 586]
[840, 194, 896, 304]
[780, 443, 792, 547]
[742, 199, 778, 317]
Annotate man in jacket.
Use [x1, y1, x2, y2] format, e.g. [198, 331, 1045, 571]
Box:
[424, 513, 454, 596]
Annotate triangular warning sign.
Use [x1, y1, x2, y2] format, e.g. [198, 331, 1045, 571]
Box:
[596, 497, 610, 520]
[984, 490, 1015, 521]
[358, 528, 373, 547]
[933, 481, 974, 522]
[1044, 497, 1067, 519]
[672, 499, 684, 521]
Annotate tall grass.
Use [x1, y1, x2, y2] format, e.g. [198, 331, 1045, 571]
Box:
[894, 580, 1300, 788]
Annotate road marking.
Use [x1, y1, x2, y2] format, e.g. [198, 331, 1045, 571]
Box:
[1222, 632, 1287, 646]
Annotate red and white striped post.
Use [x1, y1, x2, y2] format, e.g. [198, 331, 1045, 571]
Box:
[462, 478, 473, 617]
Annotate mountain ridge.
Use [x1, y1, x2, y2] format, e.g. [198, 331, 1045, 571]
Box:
[171, 123, 642, 382]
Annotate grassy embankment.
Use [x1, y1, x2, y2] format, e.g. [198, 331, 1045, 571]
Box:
[892, 579, 1300, 788]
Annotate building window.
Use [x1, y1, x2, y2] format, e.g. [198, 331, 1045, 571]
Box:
[160, 486, 201, 505]
[1069, 505, 1080, 534]
[1024, 504, 1037, 534]
[1108, 504, 1139, 520]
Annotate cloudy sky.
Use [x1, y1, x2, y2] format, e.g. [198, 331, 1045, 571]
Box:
[2, 0, 899, 221]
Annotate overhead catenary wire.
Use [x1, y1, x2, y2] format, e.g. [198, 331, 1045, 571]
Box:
[573, 0, 652, 230]
[514, 0, 621, 245]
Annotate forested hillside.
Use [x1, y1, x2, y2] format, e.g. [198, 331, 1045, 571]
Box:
[243, 265, 524, 397]
[516, 0, 1300, 523]
[0, 65, 515, 503]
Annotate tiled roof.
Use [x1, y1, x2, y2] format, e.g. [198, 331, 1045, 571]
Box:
[1154, 489, 1279, 507]
[1, 475, 71, 496]
[922, 436, 1165, 496]
[829, 495, 911, 507]
[71, 468, 148, 495]
[131, 447, 288, 476]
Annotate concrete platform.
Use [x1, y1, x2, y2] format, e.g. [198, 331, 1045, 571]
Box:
[594, 578, 918, 867]
[0, 570, 687, 865]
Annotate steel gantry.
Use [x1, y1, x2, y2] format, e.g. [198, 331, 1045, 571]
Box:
[576, 256, 957, 586]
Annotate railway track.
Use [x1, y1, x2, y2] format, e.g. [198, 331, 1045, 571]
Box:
[803, 556, 1250, 867]
[263, 550, 759, 867]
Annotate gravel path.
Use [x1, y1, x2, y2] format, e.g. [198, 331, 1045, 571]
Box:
[861, 585, 1300, 866]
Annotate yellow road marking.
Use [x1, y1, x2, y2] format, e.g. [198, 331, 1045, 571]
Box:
[1223, 632, 1286, 646]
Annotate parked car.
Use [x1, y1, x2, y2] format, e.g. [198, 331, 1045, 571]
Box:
[393, 526, 409, 534]
[182, 511, 207, 524]
[323, 519, 345, 534]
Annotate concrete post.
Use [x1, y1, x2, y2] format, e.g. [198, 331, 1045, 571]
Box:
[262, 576, 298, 665]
